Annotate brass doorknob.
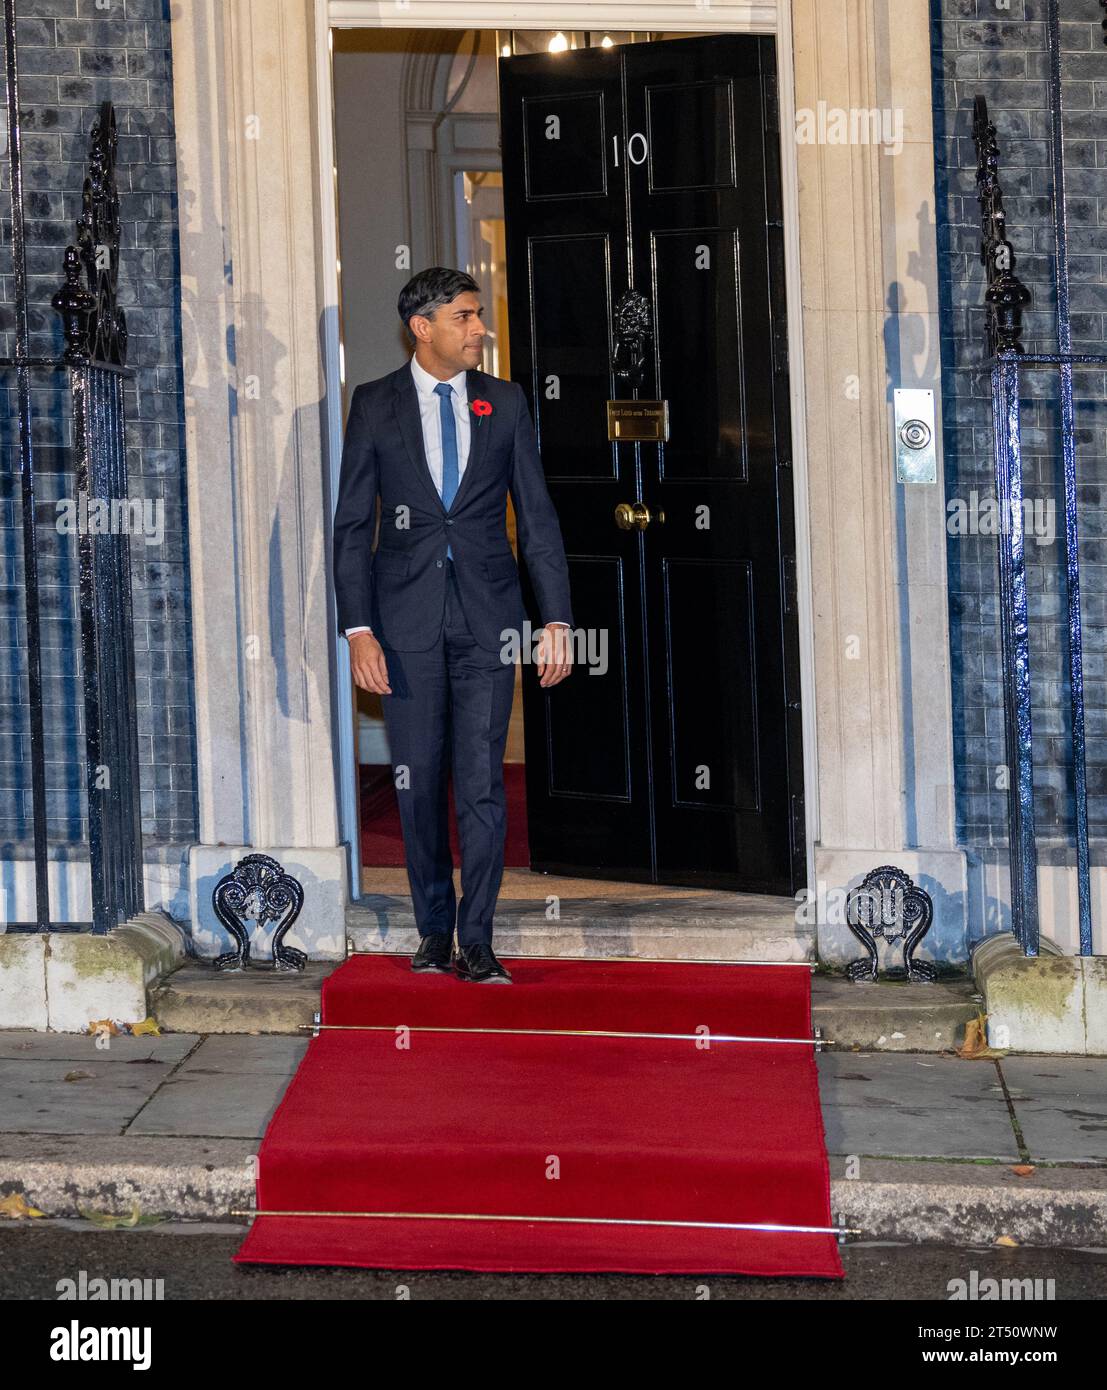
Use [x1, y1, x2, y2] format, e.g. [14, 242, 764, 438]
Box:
[614, 501, 665, 530]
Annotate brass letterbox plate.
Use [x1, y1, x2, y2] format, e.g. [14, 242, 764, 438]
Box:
[606, 400, 669, 442]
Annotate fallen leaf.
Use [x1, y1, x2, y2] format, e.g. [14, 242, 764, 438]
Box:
[957, 1014, 1007, 1060]
[995, 1235, 1019, 1248]
[79, 1202, 142, 1230]
[88, 1019, 120, 1038]
[63, 1069, 96, 1082]
[0, 1192, 45, 1219]
[78, 1205, 164, 1230]
[1010, 1165, 1036, 1177]
[129, 1017, 161, 1037]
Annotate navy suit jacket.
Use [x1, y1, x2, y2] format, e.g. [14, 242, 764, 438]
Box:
[332, 363, 573, 653]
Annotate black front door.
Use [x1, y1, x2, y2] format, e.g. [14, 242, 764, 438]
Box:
[500, 34, 804, 895]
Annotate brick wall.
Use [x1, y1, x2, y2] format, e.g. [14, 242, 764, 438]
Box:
[0, 0, 195, 850]
[932, 0, 1107, 865]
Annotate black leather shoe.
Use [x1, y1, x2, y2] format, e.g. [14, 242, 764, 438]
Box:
[411, 932, 454, 974]
[453, 942, 513, 983]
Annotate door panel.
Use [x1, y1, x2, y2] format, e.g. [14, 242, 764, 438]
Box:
[500, 34, 805, 894]
[645, 80, 737, 192]
[528, 235, 615, 479]
[501, 47, 653, 884]
[664, 557, 760, 814]
[523, 92, 609, 200]
[546, 556, 631, 803]
[651, 228, 746, 481]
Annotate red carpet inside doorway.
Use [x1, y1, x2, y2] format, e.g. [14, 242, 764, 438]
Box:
[233, 955, 843, 1278]
[359, 763, 530, 868]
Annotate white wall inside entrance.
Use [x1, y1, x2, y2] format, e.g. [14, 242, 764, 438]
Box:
[332, 28, 517, 769]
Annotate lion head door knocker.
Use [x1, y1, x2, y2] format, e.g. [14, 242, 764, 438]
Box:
[212, 853, 306, 973]
[610, 288, 652, 390]
[844, 864, 935, 984]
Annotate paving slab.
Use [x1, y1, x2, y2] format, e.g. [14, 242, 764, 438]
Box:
[817, 1052, 1020, 1160]
[174, 1035, 309, 1076]
[0, 1058, 174, 1135]
[1001, 1056, 1107, 1164]
[0, 1031, 199, 1063]
[126, 1057, 303, 1139]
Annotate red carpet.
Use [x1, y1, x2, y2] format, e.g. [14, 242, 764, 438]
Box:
[359, 764, 530, 867]
[233, 955, 843, 1278]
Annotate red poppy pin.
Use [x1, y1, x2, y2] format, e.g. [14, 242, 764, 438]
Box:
[470, 398, 493, 426]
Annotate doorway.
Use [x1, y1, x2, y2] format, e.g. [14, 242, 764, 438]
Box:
[330, 25, 808, 900]
[501, 35, 804, 894]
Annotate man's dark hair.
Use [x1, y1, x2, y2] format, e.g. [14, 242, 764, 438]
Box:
[398, 267, 480, 333]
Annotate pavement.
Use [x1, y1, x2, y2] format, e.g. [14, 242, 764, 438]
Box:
[0, 1028, 1105, 1249]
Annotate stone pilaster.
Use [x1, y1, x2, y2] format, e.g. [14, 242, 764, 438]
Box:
[790, 0, 964, 961]
[170, 0, 347, 957]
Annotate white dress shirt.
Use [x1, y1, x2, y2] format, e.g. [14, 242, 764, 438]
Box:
[345, 355, 568, 639]
[410, 353, 471, 495]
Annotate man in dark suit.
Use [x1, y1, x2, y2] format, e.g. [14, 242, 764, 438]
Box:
[333, 268, 573, 984]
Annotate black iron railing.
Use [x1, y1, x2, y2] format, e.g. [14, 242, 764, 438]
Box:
[971, 0, 1107, 957]
[2, 0, 143, 934]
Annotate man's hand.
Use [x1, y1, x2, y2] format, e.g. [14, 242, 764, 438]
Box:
[349, 631, 391, 695]
[536, 624, 573, 688]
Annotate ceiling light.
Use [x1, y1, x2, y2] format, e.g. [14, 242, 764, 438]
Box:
[548, 31, 569, 52]
[601, 34, 614, 47]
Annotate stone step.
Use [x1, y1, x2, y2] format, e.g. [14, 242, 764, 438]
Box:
[150, 962, 327, 1037]
[814, 975, 979, 1052]
[150, 954, 978, 1052]
[345, 894, 815, 963]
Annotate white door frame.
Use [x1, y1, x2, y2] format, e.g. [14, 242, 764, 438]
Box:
[315, 0, 820, 898]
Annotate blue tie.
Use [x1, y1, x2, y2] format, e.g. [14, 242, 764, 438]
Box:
[435, 382, 458, 559]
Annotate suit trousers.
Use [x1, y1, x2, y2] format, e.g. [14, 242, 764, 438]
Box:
[379, 559, 516, 946]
